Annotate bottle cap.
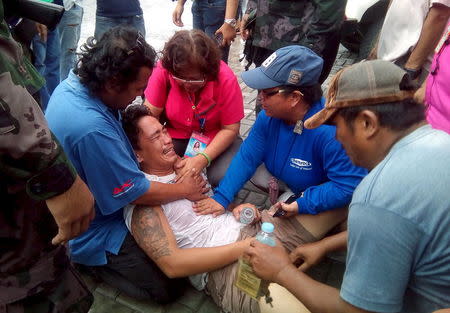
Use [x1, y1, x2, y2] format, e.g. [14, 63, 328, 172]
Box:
[261, 222, 274, 233]
[240, 207, 255, 224]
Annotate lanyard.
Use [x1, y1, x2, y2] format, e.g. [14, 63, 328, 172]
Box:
[187, 93, 216, 134]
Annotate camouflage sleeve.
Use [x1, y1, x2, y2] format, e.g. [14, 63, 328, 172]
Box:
[0, 71, 77, 201]
[300, 0, 347, 53]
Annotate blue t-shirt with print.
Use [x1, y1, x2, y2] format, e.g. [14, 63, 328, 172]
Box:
[46, 71, 150, 266]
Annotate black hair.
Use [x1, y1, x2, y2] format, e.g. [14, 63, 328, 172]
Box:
[122, 105, 153, 150]
[337, 98, 425, 131]
[280, 84, 323, 106]
[75, 26, 157, 94]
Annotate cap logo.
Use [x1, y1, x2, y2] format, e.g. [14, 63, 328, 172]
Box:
[287, 69, 302, 85]
[262, 52, 277, 68]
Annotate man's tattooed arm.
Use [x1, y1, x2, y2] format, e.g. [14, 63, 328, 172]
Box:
[131, 205, 173, 260]
[130, 205, 252, 278]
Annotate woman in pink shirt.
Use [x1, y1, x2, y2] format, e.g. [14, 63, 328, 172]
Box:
[415, 22, 450, 134]
[144, 30, 244, 186]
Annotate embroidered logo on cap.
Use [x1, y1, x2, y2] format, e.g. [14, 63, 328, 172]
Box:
[287, 69, 302, 85]
[262, 52, 277, 68]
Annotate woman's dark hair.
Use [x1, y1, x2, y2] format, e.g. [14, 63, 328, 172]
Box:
[161, 30, 221, 81]
[280, 84, 323, 106]
[75, 26, 157, 94]
[122, 105, 153, 150]
[337, 98, 425, 131]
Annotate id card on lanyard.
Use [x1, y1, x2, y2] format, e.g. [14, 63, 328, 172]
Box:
[184, 93, 214, 157]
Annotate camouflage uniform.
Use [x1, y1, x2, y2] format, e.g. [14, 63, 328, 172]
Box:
[245, 0, 346, 82]
[0, 1, 93, 312]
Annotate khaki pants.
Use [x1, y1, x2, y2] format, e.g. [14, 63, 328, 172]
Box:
[206, 211, 316, 313]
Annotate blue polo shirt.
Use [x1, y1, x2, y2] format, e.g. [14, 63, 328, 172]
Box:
[213, 99, 367, 214]
[46, 71, 150, 266]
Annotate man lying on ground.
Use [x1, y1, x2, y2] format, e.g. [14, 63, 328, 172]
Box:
[121, 104, 348, 313]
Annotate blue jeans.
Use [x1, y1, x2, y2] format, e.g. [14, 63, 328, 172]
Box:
[57, 3, 83, 81]
[95, 14, 146, 40]
[32, 28, 60, 111]
[192, 0, 230, 63]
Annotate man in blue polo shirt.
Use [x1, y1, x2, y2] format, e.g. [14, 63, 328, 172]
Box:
[46, 26, 207, 303]
[194, 45, 366, 241]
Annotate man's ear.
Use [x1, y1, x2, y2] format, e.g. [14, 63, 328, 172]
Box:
[135, 151, 144, 163]
[290, 90, 304, 108]
[357, 110, 379, 138]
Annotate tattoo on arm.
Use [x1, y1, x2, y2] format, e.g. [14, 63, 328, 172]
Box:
[131, 205, 172, 260]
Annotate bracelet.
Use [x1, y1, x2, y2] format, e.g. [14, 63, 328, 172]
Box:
[197, 152, 211, 167]
[403, 66, 422, 80]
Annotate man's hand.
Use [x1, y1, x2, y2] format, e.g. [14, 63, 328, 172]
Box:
[176, 168, 209, 201]
[240, 13, 250, 40]
[172, 2, 185, 27]
[232, 203, 261, 223]
[193, 197, 225, 216]
[215, 22, 236, 46]
[36, 23, 48, 42]
[175, 155, 208, 177]
[268, 201, 298, 218]
[46, 175, 95, 245]
[290, 241, 328, 272]
[246, 240, 292, 283]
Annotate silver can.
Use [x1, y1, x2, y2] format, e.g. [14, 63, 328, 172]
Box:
[240, 207, 255, 224]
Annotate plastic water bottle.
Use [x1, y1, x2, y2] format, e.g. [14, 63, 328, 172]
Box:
[256, 222, 276, 246]
[235, 222, 276, 300]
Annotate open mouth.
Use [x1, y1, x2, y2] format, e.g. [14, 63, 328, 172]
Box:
[163, 146, 175, 155]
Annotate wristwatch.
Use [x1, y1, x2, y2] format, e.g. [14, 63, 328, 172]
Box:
[403, 66, 422, 80]
[224, 18, 237, 28]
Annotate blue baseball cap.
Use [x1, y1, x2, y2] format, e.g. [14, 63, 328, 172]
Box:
[241, 45, 324, 89]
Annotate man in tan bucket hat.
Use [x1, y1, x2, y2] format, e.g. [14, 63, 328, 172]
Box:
[245, 60, 450, 313]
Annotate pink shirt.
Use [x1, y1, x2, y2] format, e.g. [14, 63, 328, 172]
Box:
[425, 22, 450, 134]
[144, 61, 244, 140]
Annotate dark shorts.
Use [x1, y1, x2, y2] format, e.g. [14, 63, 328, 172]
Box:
[88, 232, 187, 304]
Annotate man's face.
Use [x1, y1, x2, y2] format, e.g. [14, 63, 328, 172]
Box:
[258, 87, 291, 118]
[332, 114, 367, 168]
[112, 66, 152, 109]
[136, 116, 177, 171]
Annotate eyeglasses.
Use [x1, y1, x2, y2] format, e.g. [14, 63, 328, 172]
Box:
[259, 89, 287, 99]
[172, 75, 206, 85]
[126, 32, 146, 56]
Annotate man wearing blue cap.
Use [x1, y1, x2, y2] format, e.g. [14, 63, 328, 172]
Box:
[194, 45, 366, 243]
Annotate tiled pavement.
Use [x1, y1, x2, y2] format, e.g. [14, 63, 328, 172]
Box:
[84, 40, 357, 313]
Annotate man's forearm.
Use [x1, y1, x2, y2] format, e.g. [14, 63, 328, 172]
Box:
[133, 181, 188, 206]
[321, 230, 348, 252]
[132, 204, 248, 278]
[405, 4, 450, 70]
[275, 265, 370, 313]
[225, 0, 239, 19]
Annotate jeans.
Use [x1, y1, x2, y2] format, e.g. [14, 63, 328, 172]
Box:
[95, 14, 146, 40]
[191, 0, 230, 63]
[57, 3, 83, 81]
[32, 28, 60, 111]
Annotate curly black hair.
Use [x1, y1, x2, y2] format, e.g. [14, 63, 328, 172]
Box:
[122, 104, 153, 150]
[161, 29, 221, 81]
[75, 26, 157, 94]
